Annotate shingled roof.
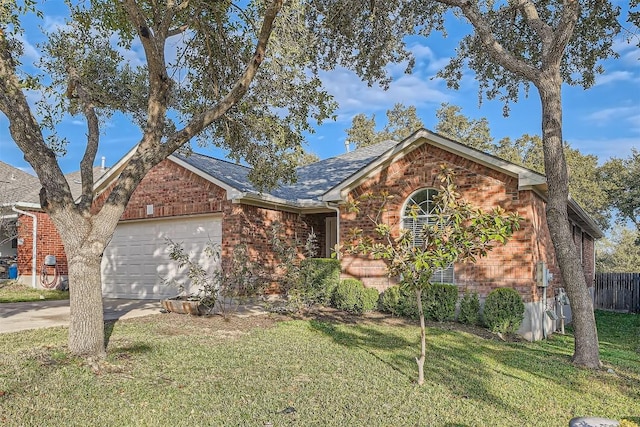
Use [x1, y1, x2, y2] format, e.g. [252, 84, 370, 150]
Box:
[174, 139, 398, 204]
[1, 163, 110, 207]
[0, 161, 40, 206]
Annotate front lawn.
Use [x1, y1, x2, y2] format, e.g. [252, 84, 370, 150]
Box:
[0, 310, 638, 426]
[0, 281, 69, 303]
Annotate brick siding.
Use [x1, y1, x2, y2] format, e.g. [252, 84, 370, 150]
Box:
[221, 201, 331, 289]
[16, 211, 68, 277]
[15, 151, 596, 302]
[340, 143, 561, 303]
[93, 159, 226, 219]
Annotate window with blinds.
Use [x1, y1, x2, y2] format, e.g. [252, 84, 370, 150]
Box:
[401, 188, 455, 284]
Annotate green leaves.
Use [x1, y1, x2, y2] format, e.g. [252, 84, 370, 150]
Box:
[600, 148, 640, 233]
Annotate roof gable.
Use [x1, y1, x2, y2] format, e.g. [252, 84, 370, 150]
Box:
[321, 129, 547, 202]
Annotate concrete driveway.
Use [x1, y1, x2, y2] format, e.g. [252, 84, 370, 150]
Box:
[0, 298, 162, 334]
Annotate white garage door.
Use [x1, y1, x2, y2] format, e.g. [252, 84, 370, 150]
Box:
[101, 215, 222, 299]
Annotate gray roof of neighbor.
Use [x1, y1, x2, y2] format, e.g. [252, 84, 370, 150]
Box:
[175, 139, 398, 202]
[0, 161, 40, 206]
[64, 167, 111, 201]
[1, 163, 110, 206]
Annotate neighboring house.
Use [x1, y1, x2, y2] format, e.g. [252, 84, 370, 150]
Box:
[6, 161, 110, 287]
[0, 161, 41, 269]
[9, 129, 602, 340]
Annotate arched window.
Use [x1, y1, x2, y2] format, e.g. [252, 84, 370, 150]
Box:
[401, 188, 454, 284]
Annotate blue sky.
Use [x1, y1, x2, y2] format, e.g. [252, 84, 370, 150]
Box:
[0, 2, 638, 175]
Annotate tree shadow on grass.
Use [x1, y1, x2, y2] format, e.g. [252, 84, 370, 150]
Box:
[308, 318, 511, 413]
[104, 320, 116, 349]
[308, 319, 416, 382]
[103, 320, 153, 357]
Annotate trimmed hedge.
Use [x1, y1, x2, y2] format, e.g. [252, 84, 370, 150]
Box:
[378, 283, 458, 322]
[424, 283, 458, 322]
[333, 279, 379, 315]
[379, 285, 402, 316]
[458, 291, 481, 325]
[483, 288, 525, 334]
[299, 258, 341, 306]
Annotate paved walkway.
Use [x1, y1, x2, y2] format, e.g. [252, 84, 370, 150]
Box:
[0, 299, 162, 334]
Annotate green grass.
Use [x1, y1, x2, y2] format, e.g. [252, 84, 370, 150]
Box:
[0, 311, 638, 426]
[0, 281, 69, 303]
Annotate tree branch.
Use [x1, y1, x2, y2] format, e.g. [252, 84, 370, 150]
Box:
[513, 0, 553, 42]
[161, 0, 284, 156]
[122, 0, 172, 147]
[547, 0, 580, 66]
[104, 0, 283, 210]
[0, 34, 74, 213]
[67, 68, 100, 214]
[437, 0, 541, 82]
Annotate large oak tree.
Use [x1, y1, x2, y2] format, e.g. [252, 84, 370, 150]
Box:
[0, 0, 380, 357]
[311, 0, 620, 368]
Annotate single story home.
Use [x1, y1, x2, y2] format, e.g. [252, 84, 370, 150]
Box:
[6, 129, 602, 340]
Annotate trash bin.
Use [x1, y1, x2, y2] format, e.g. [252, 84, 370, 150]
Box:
[8, 263, 18, 279]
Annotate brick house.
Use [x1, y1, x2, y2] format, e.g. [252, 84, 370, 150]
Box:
[7, 129, 602, 339]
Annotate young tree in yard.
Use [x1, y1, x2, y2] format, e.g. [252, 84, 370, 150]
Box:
[312, 0, 620, 368]
[0, 0, 393, 358]
[344, 166, 521, 386]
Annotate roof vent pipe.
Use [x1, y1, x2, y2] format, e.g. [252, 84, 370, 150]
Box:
[101, 156, 106, 170]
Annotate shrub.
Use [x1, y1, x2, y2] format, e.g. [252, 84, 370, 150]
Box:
[424, 283, 458, 322]
[379, 283, 457, 321]
[333, 279, 379, 315]
[398, 286, 419, 319]
[483, 288, 525, 334]
[362, 287, 380, 313]
[458, 291, 481, 325]
[299, 258, 341, 306]
[379, 285, 402, 315]
[333, 279, 362, 313]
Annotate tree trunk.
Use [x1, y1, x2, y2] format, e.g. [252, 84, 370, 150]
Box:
[50, 207, 122, 358]
[537, 74, 601, 369]
[67, 251, 106, 357]
[415, 288, 426, 386]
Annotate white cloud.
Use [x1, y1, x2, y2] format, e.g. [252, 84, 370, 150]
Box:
[320, 67, 450, 123]
[585, 106, 640, 126]
[17, 34, 40, 64]
[594, 70, 635, 86]
[571, 136, 639, 162]
[627, 113, 640, 130]
[407, 43, 451, 74]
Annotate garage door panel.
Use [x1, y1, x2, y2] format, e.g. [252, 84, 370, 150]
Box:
[101, 216, 221, 299]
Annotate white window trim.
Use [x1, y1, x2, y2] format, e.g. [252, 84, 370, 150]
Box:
[401, 188, 455, 284]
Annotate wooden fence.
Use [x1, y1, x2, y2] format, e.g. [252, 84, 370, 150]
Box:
[594, 273, 640, 313]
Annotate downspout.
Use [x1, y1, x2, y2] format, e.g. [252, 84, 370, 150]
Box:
[12, 206, 37, 289]
[325, 202, 341, 259]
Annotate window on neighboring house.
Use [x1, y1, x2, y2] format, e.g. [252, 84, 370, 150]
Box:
[401, 188, 455, 284]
